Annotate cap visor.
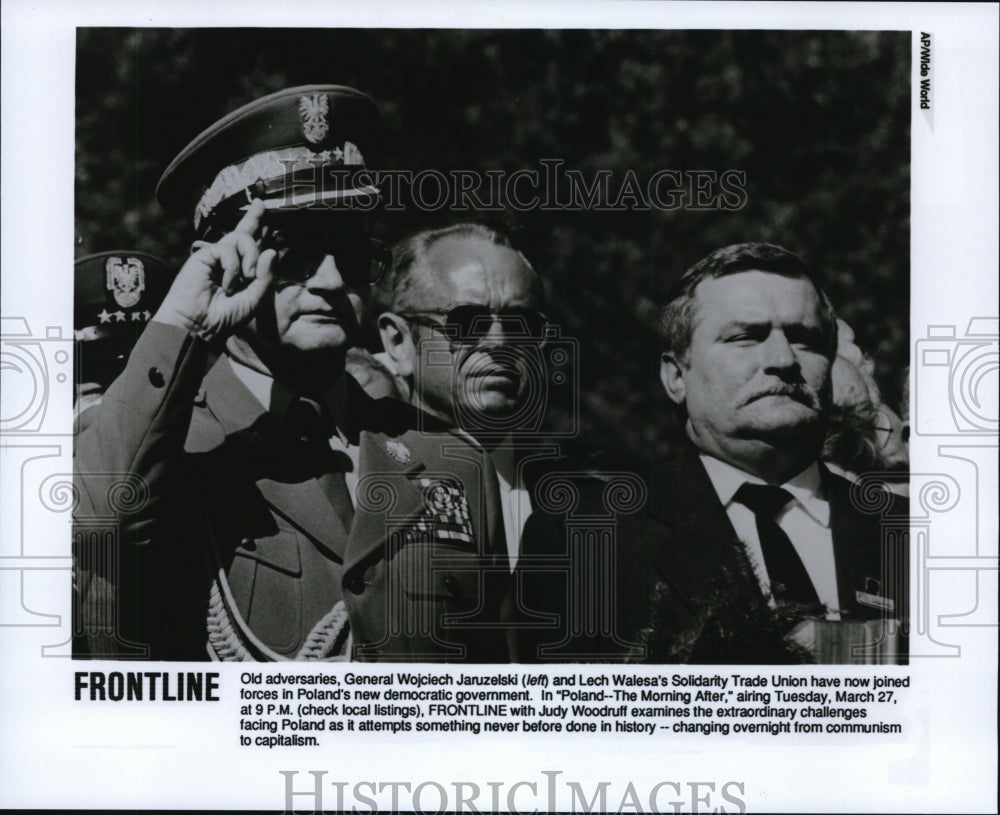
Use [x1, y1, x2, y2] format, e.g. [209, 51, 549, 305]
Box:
[249, 185, 381, 213]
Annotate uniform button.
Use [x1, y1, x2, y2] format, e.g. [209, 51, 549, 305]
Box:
[148, 367, 165, 388]
[240, 537, 256, 551]
[444, 575, 460, 596]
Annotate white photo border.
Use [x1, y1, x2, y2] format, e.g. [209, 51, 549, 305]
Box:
[1, 2, 997, 813]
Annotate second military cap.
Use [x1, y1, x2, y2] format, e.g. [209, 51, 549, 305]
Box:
[156, 85, 383, 234]
[75, 251, 175, 341]
[75, 251, 176, 388]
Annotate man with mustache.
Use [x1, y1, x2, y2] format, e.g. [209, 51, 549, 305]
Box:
[644, 242, 909, 662]
[517, 242, 908, 663]
[73, 87, 509, 662]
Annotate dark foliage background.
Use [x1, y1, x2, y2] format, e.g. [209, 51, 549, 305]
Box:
[76, 28, 909, 461]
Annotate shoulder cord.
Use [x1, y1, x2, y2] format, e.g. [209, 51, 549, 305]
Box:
[190, 418, 351, 662]
[206, 576, 253, 661]
[206, 573, 350, 661]
[294, 601, 351, 660]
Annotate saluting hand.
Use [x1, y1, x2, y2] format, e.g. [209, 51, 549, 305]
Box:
[153, 200, 275, 344]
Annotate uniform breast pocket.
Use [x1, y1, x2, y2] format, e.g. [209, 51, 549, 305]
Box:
[227, 516, 305, 656]
[394, 542, 487, 612]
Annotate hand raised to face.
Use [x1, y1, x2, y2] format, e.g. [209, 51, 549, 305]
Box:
[153, 200, 276, 344]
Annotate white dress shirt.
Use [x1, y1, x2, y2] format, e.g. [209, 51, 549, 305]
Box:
[450, 429, 534, 571]
[699, 454, 841, 620]
[490, 442, 534, 571]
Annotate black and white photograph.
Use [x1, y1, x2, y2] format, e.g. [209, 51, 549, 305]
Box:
[69, 26, 911, 666]
[1, 3, 996, 813]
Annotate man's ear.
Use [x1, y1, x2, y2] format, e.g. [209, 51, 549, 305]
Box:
[660, 352, 687, 406]
[378, 313, 417, 378]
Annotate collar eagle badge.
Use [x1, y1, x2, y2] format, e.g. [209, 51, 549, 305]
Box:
[385, 439, 412, 465]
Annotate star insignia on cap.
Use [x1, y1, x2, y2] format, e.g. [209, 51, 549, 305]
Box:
[114, 310, 126, 322]
[98, 309, 112, 324]
[131, 312, 144, 322]
[385, 439, 412, 465]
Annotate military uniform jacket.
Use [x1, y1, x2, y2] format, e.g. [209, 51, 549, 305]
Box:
[73, 322, 510, 662]
[514, 444, 909, 664]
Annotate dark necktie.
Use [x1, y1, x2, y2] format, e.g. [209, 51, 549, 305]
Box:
[732, 483, 820, 606]
[286, 397, 355, 530]
[482, 450, 508, 567]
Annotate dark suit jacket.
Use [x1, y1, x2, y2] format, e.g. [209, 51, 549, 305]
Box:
[513, 443, 909, 664]
[73, 322, 509, 662]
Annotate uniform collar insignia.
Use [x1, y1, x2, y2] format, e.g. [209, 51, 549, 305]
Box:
[385, 439, 412, 464]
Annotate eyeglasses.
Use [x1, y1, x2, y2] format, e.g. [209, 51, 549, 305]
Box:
[397, 306, 551, 342]
[260, 226, 390, 285]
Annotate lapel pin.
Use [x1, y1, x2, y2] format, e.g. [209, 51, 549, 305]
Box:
[855, 589, 895, 613]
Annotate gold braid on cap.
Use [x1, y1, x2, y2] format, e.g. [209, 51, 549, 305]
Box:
[194, 142, 367, 230]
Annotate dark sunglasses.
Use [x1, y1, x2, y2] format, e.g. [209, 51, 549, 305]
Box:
[398, 306, 551, 342]
[260, 226, 390, 285]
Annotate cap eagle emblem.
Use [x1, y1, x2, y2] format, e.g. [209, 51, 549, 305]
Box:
[298, 93, 330, 145]
[105, 256, 146, 309]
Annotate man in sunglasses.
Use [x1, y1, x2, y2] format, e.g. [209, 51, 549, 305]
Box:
[376, 224, 646, 664]
[376, 223, 552, 572]
[74, 86, 509, 662]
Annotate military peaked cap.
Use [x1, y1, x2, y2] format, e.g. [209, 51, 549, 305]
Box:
[75, 251, 175, 341]
[75, 250, 175, 387]
[156, 85, 384, 234]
